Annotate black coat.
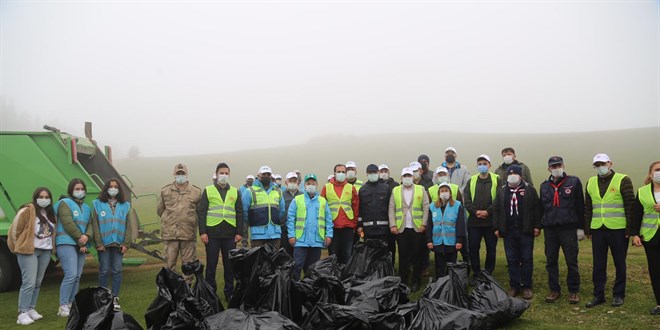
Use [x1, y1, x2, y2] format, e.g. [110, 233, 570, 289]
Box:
[539, 174, 585, 229]
[358, 181, 391, 236]
[493, 182, 542, 236]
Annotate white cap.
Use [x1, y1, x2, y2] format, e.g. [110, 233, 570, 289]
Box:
[409, 161, 422, 171]
[258, 165, 272, 174]
[445, 147, 457, 154]
[345, 161, 357, 168]
[327, 174, 334, 181]
[401, 167, 414, 176]
[477, 154, 491, 163]
[286, 172, 297, 180]
[434, 166, 449, 175]
[438, 182, 451, 189]
[273, 174, 282, 179]
[593, 153, 611, 164]
[378, 164, 389, 170]
[246, 175, 255, 180]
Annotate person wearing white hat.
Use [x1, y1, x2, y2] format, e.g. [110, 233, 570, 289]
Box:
[584, 154, 635, 308]
[441, 147, 471, 192]
[429, 167, 462, 204]
[321, 163, 360, 264]
[239, 175, 256, 197]
[281, 172, 303, 256]
[426, 182, 466, 278]
[345, 161, 364, 192]
[389, 167, 430, 292]
[378, 164, 399, 191]
[273, 174, 283, 188]
[241, 165, 286, 248]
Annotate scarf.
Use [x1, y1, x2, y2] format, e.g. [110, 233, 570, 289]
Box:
[550, 177, 567, 208]
[509, 185, 522, 216]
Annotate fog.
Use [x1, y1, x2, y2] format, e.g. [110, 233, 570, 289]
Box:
[1, 0, 658, 157]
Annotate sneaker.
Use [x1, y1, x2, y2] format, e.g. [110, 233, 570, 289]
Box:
[522, 288, 534, 300]
[17, 312, 35, 325]
[568, 292, 580, 304]
[545, 291, 560, 303]
[113, 297, 121, 311]
[57, 304, 70, 317]
[26, 309, 43, 321]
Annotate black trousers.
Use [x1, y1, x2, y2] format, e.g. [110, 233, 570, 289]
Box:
[396, 229, 424, 285]
[592, 228, 628, 299]
[434, 250, 457, 278]
[329, 227, 355, 264]
[281, 226, 294, 257]
[388, 232, 397, 267]
[544, 226, 580, 293]
[468, 226, 498, 275]
[205, 237, 236, 299]
[643, 233, 660, 305]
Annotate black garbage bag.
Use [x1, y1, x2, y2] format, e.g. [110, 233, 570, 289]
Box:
[368, 311, 406, 330]
[348, 276, 402, 314]
[145, 267, 205, 330]
[301, 303, 370, 330]
[201, 308, 302, 330]
[469, 271, 530, 327]
[342, 240, 394, 280]
[66, 287, 143, 330]
[306, 254, 343, 280]
[296, 274, 346, 307]
[395, 302, 418, 327]
[256, 264, 301, 322]
[408, 298, 487, 330]
[422, 262, 469, 308]
[182, 260, 223, 315]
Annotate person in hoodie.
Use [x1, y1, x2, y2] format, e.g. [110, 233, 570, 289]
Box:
[321, 163, 360, 264]
[495, 147, 534, 186]
[282, 171, 303, 256]
[442, 147, 471, 193]
[242, 165, 286, 248]
[287, 174, 333, 280]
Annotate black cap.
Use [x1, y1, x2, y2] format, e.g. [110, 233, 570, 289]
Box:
[508, 165, 523, 176]
[548, 156, 563, 166]
[366, 164, 379, 172]
[418, 154, 430, 162]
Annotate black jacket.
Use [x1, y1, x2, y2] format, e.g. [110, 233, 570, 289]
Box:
[493, 182, 542, 236]
[358, 180, 391, 236]
[463, 175, 501, 228]
[540, 174, 585, 229]
[380, 178, 400, 192]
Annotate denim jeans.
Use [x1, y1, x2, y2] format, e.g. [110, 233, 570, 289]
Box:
[98, 247, 123, 297]
[503, 228, 535, 289]
[17, 249, 52, 312]
[57, 244, 86, 305]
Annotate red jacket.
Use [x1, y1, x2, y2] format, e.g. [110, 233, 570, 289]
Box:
[321, 178, 360, 229]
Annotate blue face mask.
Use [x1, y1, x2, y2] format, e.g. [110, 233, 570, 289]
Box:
[477, 165, 489, 174]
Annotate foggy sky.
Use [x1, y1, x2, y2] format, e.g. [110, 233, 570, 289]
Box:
[1, 0, 658, 157]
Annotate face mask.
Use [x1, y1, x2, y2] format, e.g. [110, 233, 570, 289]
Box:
[335, 173, 346, 182]
[287, 183, 298, 191]
[413, 172, 421, 180]
[305, 185, 317, 194]
[445, 155, 455, 163]
[367, 173, 379, 182]
[421, 162, 428, 169]
[653, 171, 660, 184]
[596, 166, 609, 176]
[551, 168, 564, 178]
[507, 174, 521, 186]
[108, 188, 119, 197]
[175, 175, 187, 184]
[37, 198, 51, 208]
[217, 174, 229, 185]
[73, 190, 85, 199]
[503, 155, 514, 165]
[438, 176, 449, 184]
[259, 177, 270, 186]
[432, 176, 438, 185]
[402, 177, 414, 187]
[275, 180, 282, 185]
[379, 172, 389, 181]
[439, 192, 450, 201]
[346, 170, 357, 180]
[477, 165, 489, 174]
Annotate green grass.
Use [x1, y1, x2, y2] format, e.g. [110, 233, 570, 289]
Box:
[1, 237, 659, 329]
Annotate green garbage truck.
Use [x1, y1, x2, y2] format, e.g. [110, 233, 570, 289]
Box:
[0, 123, 162, 292]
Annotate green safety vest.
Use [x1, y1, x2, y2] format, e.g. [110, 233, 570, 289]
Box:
[469, 173, 498, 203]
[428, 183, 459, 204]
[294, 195, 327, 240]
[587, 173, 627, 230]
[205, 185, 237, 227]
[325, 183, 355, 220]
[393, 184, 424, 230]
[638, 184, 660, 242]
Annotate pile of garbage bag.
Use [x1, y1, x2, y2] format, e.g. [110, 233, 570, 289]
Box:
[66, 287, 142, 330]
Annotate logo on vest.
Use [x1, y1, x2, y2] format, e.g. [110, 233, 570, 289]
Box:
[564, 188, 572, 195]
[432, 212, 437, 217]
[610, 188, 618, 193]
[100, 211, 106, 217]
[73, 210, 79, 217]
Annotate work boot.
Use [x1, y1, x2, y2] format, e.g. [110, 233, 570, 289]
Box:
[585, 297, 606, 308]
[545, 291, 560, 303]
[522, 288, 533, 300]
[568, 292, 579, 304]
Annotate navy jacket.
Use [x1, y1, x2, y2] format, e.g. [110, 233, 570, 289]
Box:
[539, 174, 585, 229]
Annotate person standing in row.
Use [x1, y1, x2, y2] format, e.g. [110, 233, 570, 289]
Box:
[55, 178, 92, 318]
[358, 164, 392, 246]
[157, 164, 202, 283]
[494, 165, 542, 300]
[389, 167, 429, 292]
[378, 163, 399, 262]
[585, 154, 635, 308]
[442, 147, 471, 192]
[346, 161, 364, 192]
[429, 167, 462, 205]
[9, 187, 56, 325]
[198, 162, 243, 301]
[539, 156, 584, 304]
[495, 147, 534, 186]
[282, 172, 303, 256]
[417, 154, 434, 189]
[322, 164, 360, 264]
[243, 165, 285, 248]
[463, 155, 500, 281]
[427, 182, 466, 278]
[92, 178, 135, 310]
[631, 161, 660, 315]
[239, 175, 255, 249]
[287, 174, 333, 280]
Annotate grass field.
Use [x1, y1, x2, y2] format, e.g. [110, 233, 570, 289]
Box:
[1, 232, 659, 330]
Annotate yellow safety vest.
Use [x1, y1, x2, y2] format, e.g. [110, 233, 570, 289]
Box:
[294, 195, 327, 240]
[351, 179, 364, 193]
[393, 184, 424, 230]
[587, 173, 627, 230]
[428, 183, 459, 204]
[205, 185, 237, 227]
[638, 184, 660, 242]
[325, 183, 355, 220]
[469, 173, 498, 203]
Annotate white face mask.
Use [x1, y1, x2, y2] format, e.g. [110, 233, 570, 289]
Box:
[367, 173, 379, 182]
[551, 168, 564, 178]
[175, 175, 187, 185]
[335, 173, 346, 182]
[216, 174, 229, 185]
[653, 171, 660, 184]
[595, 166, 610, 176]
[438, 176, 449, 184]
[73, 190, 86, 199]
[507, 174, 521, 186]
[379, 172, 389, 181]
[503, 155, 514, 165]
[346, 170, 357, 180]
[439, 192, 450, 201]
[36, 198, 51, 208]
[287, 183, 298, 191]
[108, 188, 119, 197]
[305, 185, 317, 194]
[402, 177, 414, 187]
[413, 171, 421, 180]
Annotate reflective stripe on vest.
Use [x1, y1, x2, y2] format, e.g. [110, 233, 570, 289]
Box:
[430, 201, 461, 246]
[93, 199, 130, 246]
[249, 185, 281, 223]
[428, 183, 459, 204]
[294, 195, 327, 240]
[324, 183, 355, 220]
[205, 185, 237, 227]
[393, 184, 424, 229]
[55, 198, 91, 246]
[469, 173, 498, 204]
[639, 184, 660, 242]
[587, 173, 627, 230]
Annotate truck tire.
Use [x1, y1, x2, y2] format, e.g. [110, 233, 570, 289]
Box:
[0, 238, 20, 292]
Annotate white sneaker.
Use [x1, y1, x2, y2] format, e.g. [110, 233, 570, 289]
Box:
[113, 297, 121, 311]
[17, 312, 35, 325]
[26, 309, 43, 320]
[57, 304, 70, 317]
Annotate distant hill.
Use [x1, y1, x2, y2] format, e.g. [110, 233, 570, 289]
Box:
[115, 127, 659, 194]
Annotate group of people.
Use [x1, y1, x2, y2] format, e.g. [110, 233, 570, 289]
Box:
[7, 147, 660, 326]
[8, 178, 134, 325]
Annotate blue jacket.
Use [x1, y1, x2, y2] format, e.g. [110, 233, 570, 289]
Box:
[242, 180, 286, 240]
[287, 192, 334, 248]
[539, 174, 585, 228]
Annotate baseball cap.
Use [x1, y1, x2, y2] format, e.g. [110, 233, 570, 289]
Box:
[401, 167, 414, 176]
[409, 161, 422, 171]
[273, 174, 282, 180]
[592, 154, 611, 164]
[378, 164, 389, 171]
[477, 154, 491, 163]
[173, 163, 188, 175]
[286, 172, 297, 180]
[304, 174, 318, 182]
[434, 166, 449, 175]
[548, 156, 564, 166]
[258, 165, 272, 174]
[438, 182, 451, 189]
[445, 147, 457, 154]
[246, 175, 255, 180]
[366, 164, 379, 172]
[345, 161, 357, 168]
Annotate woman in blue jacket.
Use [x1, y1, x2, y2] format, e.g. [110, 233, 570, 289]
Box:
[426, 182, 466, 278]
